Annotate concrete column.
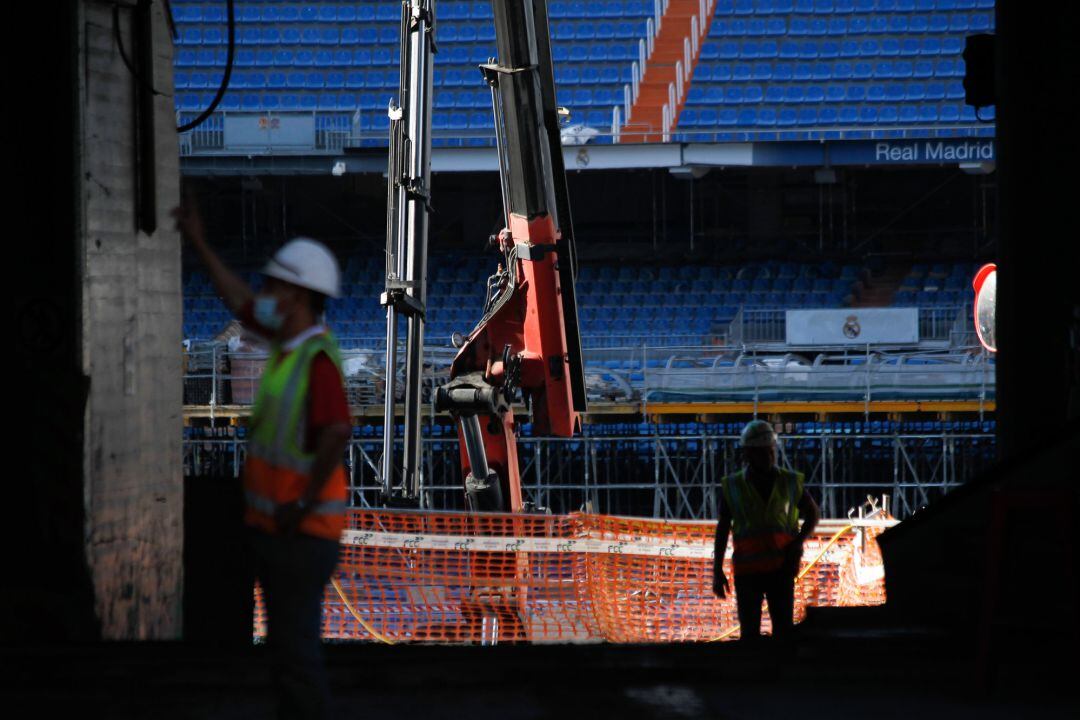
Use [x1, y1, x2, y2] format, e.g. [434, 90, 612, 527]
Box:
[78, 0, 183, 639]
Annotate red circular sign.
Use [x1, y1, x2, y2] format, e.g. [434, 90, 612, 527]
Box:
[972, 263, 996, 353]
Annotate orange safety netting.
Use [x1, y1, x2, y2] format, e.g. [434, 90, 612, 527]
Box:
[254, 510, 890, 644]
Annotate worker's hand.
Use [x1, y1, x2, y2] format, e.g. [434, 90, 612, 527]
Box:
[274, 500, 308, 536]
[171, 195, 206, 246]
[713, 569, 729, 599]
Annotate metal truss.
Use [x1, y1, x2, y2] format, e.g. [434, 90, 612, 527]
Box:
[183, 432, 996, 520]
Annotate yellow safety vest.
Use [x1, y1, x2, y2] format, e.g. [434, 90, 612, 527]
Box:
[721, 467, 803, 574]
[243, 331, 348, 541]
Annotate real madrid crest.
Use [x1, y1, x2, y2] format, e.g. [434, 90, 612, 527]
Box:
[843, 315, 861, 339]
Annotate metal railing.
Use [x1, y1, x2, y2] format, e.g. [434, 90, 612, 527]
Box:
[919, 306, 966, 342]
[178, 112, 996, 154]
[726, 306, 969, 345]
[182, 341, 995, 419]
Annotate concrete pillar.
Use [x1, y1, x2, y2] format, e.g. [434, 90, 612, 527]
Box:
[78, 0, 183, 639]
[995, 1, 1080, 460]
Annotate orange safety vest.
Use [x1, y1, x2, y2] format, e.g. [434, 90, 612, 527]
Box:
[243, 330, 348, 541]
[721, 467, 804, 575]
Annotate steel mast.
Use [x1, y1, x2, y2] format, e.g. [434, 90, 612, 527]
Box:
[381, 0, 436, 503]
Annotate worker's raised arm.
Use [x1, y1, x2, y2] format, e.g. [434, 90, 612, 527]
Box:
[172, 200, 254, 315]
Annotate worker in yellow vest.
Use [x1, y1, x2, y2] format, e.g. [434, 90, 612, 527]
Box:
[713, 420, 820, 641]
[175, 201, 351, 719]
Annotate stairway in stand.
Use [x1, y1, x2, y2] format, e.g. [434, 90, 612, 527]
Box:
[625, 0, 714, 143]
[852, 262, 911, 308]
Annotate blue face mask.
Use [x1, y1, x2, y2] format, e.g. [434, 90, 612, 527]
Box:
[254, 294, 285, 331]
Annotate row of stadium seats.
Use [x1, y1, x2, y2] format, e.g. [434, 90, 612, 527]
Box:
[711, 0, 995, 14]
[176, 41, 643, 65]
[693, 62, 967, 83]
[176, 20, 653, 46]
[893, 289, 972, 306]
[171, 2, 655, 24]
[179, 86, 623, 107]
[173, 40, 980, 70]
[177, 105, 988, 140]
[892, 261, 979, 306]
[702, 38, 971, 60]
[688, 83, 967, 103]
[680, 103, 986, 128]
[578, 418, 995, 436]
[177, 67, 639, 91]
[172, 7, 992, 31]
[706, 12, 992, 36]
[187, 257, 965, 342]
[184, 259, 862, 291]
[185, 260, 860, 297]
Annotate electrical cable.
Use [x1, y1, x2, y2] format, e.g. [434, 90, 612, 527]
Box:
[111, 0, 171, 98]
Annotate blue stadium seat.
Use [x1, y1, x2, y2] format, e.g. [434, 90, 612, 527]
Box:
[925, 82, 946, 100]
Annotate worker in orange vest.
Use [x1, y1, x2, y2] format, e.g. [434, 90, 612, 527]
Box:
[174, 200, 352, 719]
[713, 420, 820, 641]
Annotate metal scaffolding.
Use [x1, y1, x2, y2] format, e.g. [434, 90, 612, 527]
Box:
[183, 431, 996, 520]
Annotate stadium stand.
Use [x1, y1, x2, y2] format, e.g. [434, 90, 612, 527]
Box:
[183, 255, 983, 359]
[172, 0, 655, 146]
[675, 0, 996, 141]
[172, 0, 996, 147]
[182, 256, 883, 343]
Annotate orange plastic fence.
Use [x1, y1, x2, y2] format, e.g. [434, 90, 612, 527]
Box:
[254, 510, 890, 644]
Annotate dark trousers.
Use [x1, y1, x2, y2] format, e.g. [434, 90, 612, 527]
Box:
[248, 528, 341, 720]
[734, 570, 795, 641]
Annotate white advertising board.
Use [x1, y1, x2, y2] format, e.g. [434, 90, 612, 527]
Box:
[785, 308, 919, 345]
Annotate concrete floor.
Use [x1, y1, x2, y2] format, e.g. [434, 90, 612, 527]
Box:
[4, 631, 1073, 720]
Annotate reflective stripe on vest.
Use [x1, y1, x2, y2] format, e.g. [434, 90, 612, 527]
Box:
[244, 331, 348, 541]
[721, 467, 804, 574]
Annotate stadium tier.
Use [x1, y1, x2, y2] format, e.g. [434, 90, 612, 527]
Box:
[171, 0, 995, 148]
[173, 0, 655, 146]
[182, 257, 978, 345]
[676, 0, 995, 141]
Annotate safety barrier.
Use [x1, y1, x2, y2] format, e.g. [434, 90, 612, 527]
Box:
[254, 509, 892, 644]
[182, 342, 995, 414]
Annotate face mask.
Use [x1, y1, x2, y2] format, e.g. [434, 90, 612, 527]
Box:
[254, 294, 285, 331]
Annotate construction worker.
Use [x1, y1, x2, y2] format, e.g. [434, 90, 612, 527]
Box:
[713, 420, 820, 641]
[173, 201, 351, 719]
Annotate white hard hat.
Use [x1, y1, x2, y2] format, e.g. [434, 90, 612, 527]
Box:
[740, 419, 777, 448]
[262, 237, 341, 299]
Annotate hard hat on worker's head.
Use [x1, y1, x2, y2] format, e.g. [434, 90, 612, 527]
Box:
[740, 419, 777, 448]
[262, 237, 341, 299]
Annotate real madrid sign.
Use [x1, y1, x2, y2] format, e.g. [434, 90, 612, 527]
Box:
[874, 140, 995, 163]
[786, 308, 920, 346]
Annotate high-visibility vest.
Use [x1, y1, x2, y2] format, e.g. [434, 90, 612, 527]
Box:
[243, 330, 348, 541]
[721, 467, 804, 575]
